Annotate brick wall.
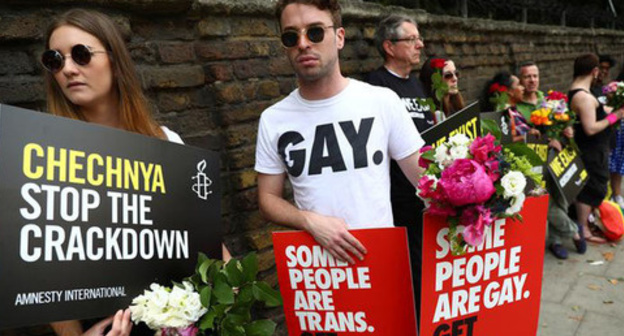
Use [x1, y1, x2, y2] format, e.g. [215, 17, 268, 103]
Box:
[2, 0, 624, 334]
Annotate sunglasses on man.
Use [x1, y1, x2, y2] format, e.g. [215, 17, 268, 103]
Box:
[41, 44, 108, 73]
[280, 25, 335, 48]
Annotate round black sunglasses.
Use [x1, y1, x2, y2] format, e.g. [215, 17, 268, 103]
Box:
[41, 44, 108, 73]
[280, 25, 334, 48]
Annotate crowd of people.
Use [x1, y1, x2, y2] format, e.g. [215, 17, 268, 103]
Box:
[14, 0, 624, 333]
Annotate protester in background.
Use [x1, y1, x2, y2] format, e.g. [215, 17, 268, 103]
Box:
[419, 56, 465, 119]
[516, 61, 544, 119]
[480, 71, 540, 142]
[570, 54, 624, 244]
[513, 63, 582, 258]
[366, 14, 429, 323]
[591, 54, 616, 98]
[42, 9, 230, 335]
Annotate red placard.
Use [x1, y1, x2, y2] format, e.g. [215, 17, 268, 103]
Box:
[420, 195, 548, 336]
[272, 228, 418, 335]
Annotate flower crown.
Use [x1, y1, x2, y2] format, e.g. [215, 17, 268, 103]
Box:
[430, 58, 446, 70]
[489, 82, 508, 94]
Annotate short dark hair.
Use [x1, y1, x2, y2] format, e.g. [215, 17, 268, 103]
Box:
[374, 15, 417, 60]
[573, 54, 599, 78]
[599, 54, 616, 68]
[275, 0, 342, 28]
[517, 61, 537, 76]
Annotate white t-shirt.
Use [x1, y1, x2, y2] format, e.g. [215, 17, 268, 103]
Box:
[255, 79, 424, 228]
[162, 126, 183, 144]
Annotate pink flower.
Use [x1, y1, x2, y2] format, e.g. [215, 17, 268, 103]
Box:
[418, 145, 433, 168]
[170, 326, 199, 336]
[461, 206, 494, 246]
[438, 159, 496, 207]
[484, 159, 501, 181]
[428, 200, 457, 217]
[469, 134, 500, 163]
[417, 175, 437, 199]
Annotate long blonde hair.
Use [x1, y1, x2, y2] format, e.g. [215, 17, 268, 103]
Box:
[44, 9, 164, 138]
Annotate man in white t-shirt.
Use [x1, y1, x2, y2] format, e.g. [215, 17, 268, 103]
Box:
[255, 0, 424, 264]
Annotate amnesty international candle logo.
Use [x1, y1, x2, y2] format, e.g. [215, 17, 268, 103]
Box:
[192, 160, 213, 200]
[0, 104, 222, 329]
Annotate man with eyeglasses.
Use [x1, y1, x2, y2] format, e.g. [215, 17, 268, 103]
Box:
[365, 14, 431, 324]
[255, 1, 424, 265]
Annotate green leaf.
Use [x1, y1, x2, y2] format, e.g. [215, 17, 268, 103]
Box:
[196, 252, 208, 271]
[200, 286, 212, 309]
[199, 310, 217, 331]
[504, 142, 544, 166]
[185, 274, 201, 289]
[228, 301, 252, 323]
[225, 259, 245, 287]
[222, 324, 246, 336]
[481, 119, 502, 141]
[244, 320, 277, 336]
[252, 282, 283, 307]
[223, 311, 250, 326]
[198, 258, 216, 284]
[237, 284, 254, 303]
[241, 252, 259, 283]
[208, 260, 224, 283]
[214, 273, 235, 304]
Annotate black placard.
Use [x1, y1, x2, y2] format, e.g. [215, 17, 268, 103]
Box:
[547, 145, 588, 204]
[420, 101, 481, 146]
[0, 104, 221, 329]
[480, 110, 513, 144]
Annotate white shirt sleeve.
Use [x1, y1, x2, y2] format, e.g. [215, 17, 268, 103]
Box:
[254, 114, 286, 175]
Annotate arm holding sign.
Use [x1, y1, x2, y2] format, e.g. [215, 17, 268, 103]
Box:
[257, 173, 366, 264]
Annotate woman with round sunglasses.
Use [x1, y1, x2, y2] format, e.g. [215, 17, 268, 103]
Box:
[419, 56, 465, 120]
[42, 9, 230, 336]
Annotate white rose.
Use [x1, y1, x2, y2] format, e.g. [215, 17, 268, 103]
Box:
[505, 193, 526, 215]
[449, 133, 470, 147]
[434, 144, 451, 167]
[449, 145, 469, 160]
[501, 171, 526, 198]
[130, 281, 207, 329]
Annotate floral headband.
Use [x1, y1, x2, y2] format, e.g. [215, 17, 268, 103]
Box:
[430, 58, 446, 70]
[489, 82, 508, 94]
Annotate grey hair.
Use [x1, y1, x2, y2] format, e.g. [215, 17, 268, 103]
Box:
[374, 15, 417, 60]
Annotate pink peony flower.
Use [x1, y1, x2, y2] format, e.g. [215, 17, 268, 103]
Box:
[461, 206, 494, 246]
[469, 134, 500, 163]
[438, 159, 496, 207]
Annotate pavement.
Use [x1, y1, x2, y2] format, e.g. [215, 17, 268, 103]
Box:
[538, 237, 624, 335]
